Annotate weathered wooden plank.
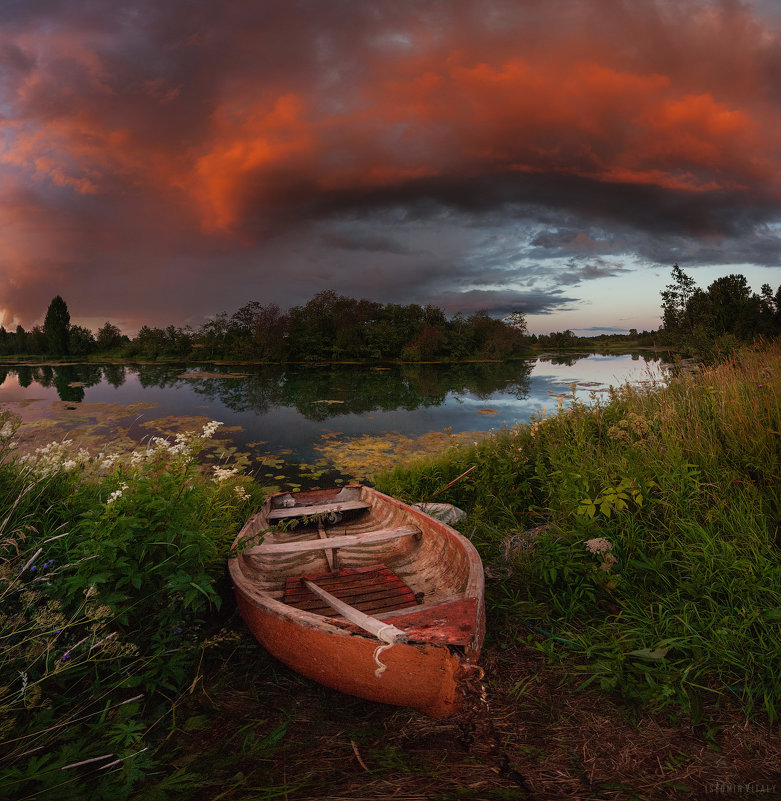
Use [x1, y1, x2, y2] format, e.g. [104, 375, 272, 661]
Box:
[283, 565, 418, 616]
[317, 520, 335, 571]
[284, 567, 400, 597]
[290, 589, 417, 614]
[267, 500, 371, 521]
[304, 580, 409, 643]
[253, 526, 420, 555]
[287, 588, 415, 609]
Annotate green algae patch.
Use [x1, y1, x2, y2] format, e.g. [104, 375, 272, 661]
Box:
[7, 400, 158, 455]
[311, 429, 481, 480]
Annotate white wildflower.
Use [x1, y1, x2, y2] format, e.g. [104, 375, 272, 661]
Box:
[234, 485, 250, 501]
[212, 466, 238, 482]
[202, 421, 223, 438]
[0, 422, 13, 439]
[130, 450, 144, 465]
[106, 482, 129, 505]
[99, 453, 120, 470]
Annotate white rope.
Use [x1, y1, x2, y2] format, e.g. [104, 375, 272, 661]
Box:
[372, 624, 399, 678]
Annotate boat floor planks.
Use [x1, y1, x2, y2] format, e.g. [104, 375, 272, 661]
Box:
[284, 565, 418, 617]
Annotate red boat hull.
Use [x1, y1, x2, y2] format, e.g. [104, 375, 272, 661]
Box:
[228, 485, 485, 717]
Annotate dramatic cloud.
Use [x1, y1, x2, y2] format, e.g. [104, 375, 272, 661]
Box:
[1, 0, 780, 332]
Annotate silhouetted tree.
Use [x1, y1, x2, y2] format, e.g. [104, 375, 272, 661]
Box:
[14, 326, 27, 355]
[28, 326, 47, 354]
[503, 311, 528, 335]
[660, 265, 697, 337]
[43, 295, 70, 356]
[69, 325, 96, 356]
[96, 322, 124, 351]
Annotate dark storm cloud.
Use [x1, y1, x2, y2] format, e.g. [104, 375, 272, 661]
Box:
[556, 259, 630, 286]
[0, 0, 780, 328]
[320, 231, 428, 256]
[437, 289, 581, 317]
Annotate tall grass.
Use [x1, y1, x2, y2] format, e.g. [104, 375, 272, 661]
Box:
[376, 342, 781, 722]
[0, 417, 260, 800]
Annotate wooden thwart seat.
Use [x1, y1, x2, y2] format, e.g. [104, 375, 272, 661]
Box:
[252, 525, 420, 555]
[267, 499, 370, 522]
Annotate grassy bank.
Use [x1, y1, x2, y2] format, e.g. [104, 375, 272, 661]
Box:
[1, 343, 779, 799]
[376, 341, 781, 723]
[0, 421, 260, 799]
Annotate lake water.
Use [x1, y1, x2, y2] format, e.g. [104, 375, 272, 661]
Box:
[0, 353, 666, 485]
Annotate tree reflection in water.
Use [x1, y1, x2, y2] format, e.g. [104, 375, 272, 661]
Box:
[0, 360, 533, 419]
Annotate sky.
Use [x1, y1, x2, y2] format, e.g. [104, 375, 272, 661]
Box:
[1, 0, 780, 336]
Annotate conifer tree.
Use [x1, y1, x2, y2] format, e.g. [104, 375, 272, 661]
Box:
[43, 295, 70, 356]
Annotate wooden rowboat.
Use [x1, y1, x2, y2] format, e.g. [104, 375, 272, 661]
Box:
[228, 485, 485, 718]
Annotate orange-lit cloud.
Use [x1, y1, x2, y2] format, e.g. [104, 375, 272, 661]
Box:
[0, 0, 780, 330]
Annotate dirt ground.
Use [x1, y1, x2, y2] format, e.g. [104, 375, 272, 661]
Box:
[162, 613, 780, 801]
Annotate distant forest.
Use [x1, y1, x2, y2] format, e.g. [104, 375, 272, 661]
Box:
[1, 269, 779, 362]
[0, 290, 530, 362]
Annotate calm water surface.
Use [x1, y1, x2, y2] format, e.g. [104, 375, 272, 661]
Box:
[0, 353, 665, 478]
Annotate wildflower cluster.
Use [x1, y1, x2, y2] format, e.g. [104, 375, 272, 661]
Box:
[19, 439, 91, 477]
[201, 420, 223, 438]
[213, 465, 238, 482]
[106, 482, 129, 504]
[14, 421, 231, 488]
[584, 537, 618, 573]
[129, 432, 192, 465]
[529, 408, 548, 438]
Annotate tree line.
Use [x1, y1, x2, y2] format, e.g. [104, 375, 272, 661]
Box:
[499, 268, 781, 355]
[2, 270, 778, 362]
[659, 266, 781, 358]
[0, 290, 530, 362]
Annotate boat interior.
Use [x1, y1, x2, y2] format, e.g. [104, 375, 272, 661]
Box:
[235, 486, 475, 638]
